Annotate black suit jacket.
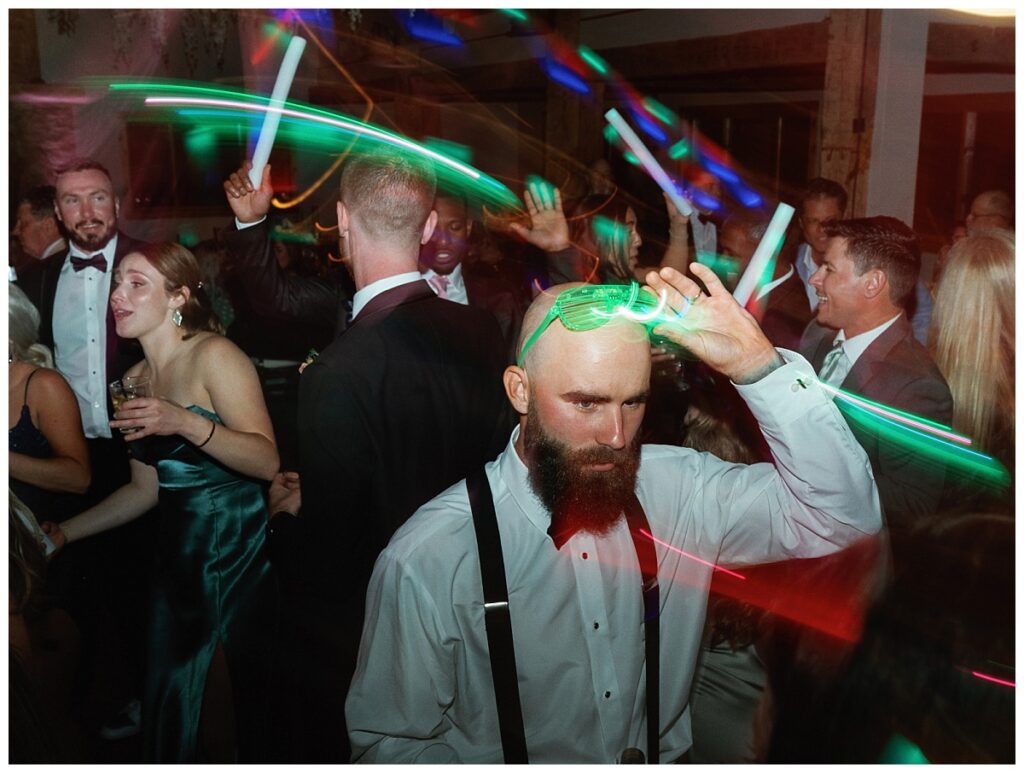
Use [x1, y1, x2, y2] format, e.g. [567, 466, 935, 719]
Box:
[463, 265, 528, 365]
[16, 232, 147, 384]
[281, 279, 513, 616]
[800, 315, 953, 531]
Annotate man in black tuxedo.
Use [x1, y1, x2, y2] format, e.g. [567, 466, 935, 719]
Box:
[800, 216, 952, 535]
[228, 151, 512, 761]
[419, 191, 527, 360]
[17, 161, 147, 500]
[15, 159, 151, 737]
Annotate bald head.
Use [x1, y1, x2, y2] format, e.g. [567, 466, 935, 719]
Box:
[967, 190, 1013, 233]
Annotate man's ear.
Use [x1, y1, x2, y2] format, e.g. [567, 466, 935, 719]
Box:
[863, 269, 888, 300]
[421, 210, 438, 245]
[503, 365, 530, 416]
[337, 201, 349, 235]
[114, 196, 120, 220]
[54, 201, 63, 224]
[465, 218, 474, 238]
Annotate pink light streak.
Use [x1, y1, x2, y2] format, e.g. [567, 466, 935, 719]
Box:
[639, 529, 746, 580]
[818, 382, 972, 446]
[970, 670, 1015, 688]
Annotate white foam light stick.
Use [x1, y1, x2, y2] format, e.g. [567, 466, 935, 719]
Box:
[248, 35, 307, 188]
[604, 108, 693, 217]
[731, 202, 795, 308]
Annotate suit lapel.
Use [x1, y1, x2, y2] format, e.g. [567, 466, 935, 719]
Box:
[841, 315, 910, 394]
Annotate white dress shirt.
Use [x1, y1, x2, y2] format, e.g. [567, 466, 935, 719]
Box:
[795, 243, 820, 311]
[350, 271, 423, 320]
[830, 312, 903, 373]
[347, 351, 881, 763]
[688, 212, 717, 266]
[421, 263, 469, 305]
[54, 235, 118, 438]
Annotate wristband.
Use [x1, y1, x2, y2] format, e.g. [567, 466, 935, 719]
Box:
[197, 419, 216, 448]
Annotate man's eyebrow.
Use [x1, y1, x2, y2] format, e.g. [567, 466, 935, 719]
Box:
[560, 391, 611, 404]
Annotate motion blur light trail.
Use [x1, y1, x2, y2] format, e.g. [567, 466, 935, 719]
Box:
[109, 82, 520, 212]
[640, 529, 746, 580]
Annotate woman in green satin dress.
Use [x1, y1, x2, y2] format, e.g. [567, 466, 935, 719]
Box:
[43, 242, 280, 762]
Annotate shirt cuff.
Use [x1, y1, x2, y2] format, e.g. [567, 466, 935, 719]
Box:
[733, 348, 826, 427]
[236, 216, 266, 230]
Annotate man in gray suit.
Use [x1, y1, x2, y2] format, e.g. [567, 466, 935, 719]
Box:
[801, 216, 952, 534]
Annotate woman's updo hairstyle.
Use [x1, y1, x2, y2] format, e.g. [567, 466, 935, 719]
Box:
[134, 242, 224, 338]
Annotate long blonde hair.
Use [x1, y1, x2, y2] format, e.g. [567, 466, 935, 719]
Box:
[928, 229, 1014, 455]
[8, 284, 53, 367]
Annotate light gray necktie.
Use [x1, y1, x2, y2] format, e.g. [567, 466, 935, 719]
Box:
[818, 339, 852, 387]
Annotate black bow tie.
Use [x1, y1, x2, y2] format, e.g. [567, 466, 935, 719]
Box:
[70, 253, 107, 273]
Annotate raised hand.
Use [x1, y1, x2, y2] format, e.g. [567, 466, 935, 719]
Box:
[224, 161, 273, 224]
[508, 181, 570, 252]
[644, 263, 782, 384]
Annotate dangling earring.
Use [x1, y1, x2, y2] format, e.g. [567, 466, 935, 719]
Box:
[172, 309, 183, 327]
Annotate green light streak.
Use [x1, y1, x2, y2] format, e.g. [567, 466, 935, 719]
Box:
[423, 136, 473, 165]
[108, 81, 520, 211]
[668, 139, 690, 159]
[623, 150, 641, 167]
[578, 45, 609, 77]
[525, 174, 556, 209]
[592, 215, 628, 245]
[499, 9, 529, 23]
[643, 96, 676, 126]
[603, 124, 619, 145]
[835, 397, 1009, 486]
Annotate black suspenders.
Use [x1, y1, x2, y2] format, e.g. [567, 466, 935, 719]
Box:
[467, 467, 661, 764]
[467, 466, 529, 763]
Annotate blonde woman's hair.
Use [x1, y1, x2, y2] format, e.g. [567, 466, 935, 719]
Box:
[8, 284, 53, 367]
[928, 228, 1014, 453]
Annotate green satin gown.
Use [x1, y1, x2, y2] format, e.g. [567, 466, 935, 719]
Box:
[131, 406, 278, 762]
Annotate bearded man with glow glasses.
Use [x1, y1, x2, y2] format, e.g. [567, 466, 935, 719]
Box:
[346, 263, 882, 764]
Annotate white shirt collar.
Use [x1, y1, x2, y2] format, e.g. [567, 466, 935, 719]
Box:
[835, 312, 903, 368]
[755, 264, 795, 300]
[421, 262, 463, 286]
[350, 271, 423, 320]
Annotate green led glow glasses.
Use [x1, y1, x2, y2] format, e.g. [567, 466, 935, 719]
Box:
[517, 282, 666, 367]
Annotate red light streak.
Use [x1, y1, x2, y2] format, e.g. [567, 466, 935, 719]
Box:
[970, 670, 1015, 688]
[251, 25, 284, 66]
[639, 529, 746, 580]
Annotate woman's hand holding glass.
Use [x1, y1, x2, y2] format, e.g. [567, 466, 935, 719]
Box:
[110, 396, 208, 443]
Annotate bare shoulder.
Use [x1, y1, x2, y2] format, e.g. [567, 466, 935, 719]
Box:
[26, 366, 76, 401]
[192, 333, 253, 372]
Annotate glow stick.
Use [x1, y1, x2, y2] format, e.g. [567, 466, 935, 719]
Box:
[604, 108, 692, 217]
[248, 35, 307, 187]
[731, 202, 794, 308]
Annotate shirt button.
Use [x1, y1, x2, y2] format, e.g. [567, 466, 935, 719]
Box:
[604, 691, 611, 699]
[593, 621, 600, 630]
[581, 552, 588, 560]
[791, 382, 801, 393]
